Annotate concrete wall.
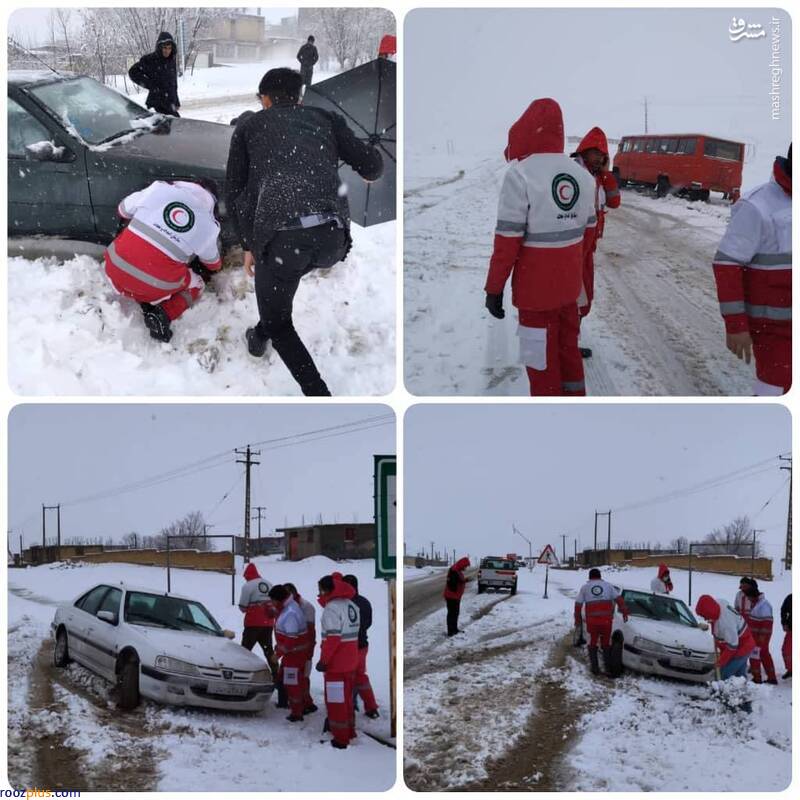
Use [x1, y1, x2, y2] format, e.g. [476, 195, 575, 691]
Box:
[69, 548, 234, 573]
[623, 553, 773, 580]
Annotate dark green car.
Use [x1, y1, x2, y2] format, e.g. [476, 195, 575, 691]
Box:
[8, 71, 236, 247]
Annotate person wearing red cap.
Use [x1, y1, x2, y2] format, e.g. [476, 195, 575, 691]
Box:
[484, 98, 596, 396]
[317, 572, 361, 749]
[712, 143, 791, 395]
[269, 584, 310, 721]
[443, 557, 470, 636]
[695, 595, 756, 679]
[571, 127, 621, 356]
[650, 564, 674, 594]
[238, 563, 278, 682]
[284, 582, 318, 713]
[574, 567, 629, 675]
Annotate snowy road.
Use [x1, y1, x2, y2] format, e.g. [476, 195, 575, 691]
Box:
[7, 557, 395, 792]
[403, 567, 476, 630]
[403, 564, 791, 791]
[404, 150, 754, 396]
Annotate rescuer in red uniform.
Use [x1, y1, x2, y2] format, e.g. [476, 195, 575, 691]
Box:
[269, 584, 310, 721]
[443, 557, 470, 636]
[574, 567, 628, 675]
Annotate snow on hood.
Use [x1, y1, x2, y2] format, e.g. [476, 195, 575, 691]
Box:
[504, 98, 564, 161]
[133, 626, 265, 670]
[625, 616, 713, 653]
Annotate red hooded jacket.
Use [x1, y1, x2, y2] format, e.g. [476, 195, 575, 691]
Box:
[239, 563, 276, 627]
[318, 573, 360, 672]
[486, 99, 597, 311]
[573, 127, 620, 241]
[695, 595, 756, 667]
[443, 557, 470, 600]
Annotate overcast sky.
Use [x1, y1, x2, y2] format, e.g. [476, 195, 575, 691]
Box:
[406, 7, 791, 186]
[405, 405, 791, 567]
[8, 404, 394, 551]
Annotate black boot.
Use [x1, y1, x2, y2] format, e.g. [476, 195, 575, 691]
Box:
[245, 326, 269, 357]
[141, 303, 173, 342]
[588, 646, 600, 675]
[275, 682, 289, 709]
[602, 647, 614, 677]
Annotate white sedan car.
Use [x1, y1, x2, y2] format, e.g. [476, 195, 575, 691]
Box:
[608, 586, 716, 683]
[51, 582, 273, 711]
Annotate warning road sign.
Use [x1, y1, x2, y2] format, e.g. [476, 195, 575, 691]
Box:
[537, 544, 559, 565]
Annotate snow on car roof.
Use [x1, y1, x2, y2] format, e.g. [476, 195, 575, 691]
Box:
[8, 70, 75, 86]
[78, 581, 201, 604]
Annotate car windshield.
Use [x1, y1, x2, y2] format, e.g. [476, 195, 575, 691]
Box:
[481, 559, 515, 570]
[124, 591, 224, 636]
[622, 590, 698, 627]
[28, 77, 154, 145]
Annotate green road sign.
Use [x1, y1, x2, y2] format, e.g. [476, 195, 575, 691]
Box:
[374, 454, 396, 579]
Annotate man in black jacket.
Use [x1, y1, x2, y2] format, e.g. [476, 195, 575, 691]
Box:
[297, 35, 319, 88]
[781, 593, 791, 679]
[225, 68, 383, 396]
[128, 32, 181, 116]
[342, 574, 379, 718]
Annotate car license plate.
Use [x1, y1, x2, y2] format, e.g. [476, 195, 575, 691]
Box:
[669, 656, 699, 669]
[207, 681, 248, 697]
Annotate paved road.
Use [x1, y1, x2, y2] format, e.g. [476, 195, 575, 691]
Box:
[403, 568, 477, 630]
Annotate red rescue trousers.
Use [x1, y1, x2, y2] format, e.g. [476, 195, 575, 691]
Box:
[749, 630, 777, 682]
[325, 672, 356, 746]
[278, 652, 308, 717]
[587, 620, 613, 649]
[782, 630, 792, 672]
[519, 306, 585, 396]
[752, 325, 791, 394]
[579, 249, 595, 318]
[354, 647, 378, 713]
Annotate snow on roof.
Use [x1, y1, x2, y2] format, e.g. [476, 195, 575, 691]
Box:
[8, 69, 72, 85]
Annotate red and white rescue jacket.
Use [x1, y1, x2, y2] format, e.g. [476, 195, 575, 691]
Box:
[485, 98, 596, 311]
[274, 597, 309, 658]
[574, 578, 626, 628]
[712, 162, 791, 336]
[734, 589, 755, 622]
[746, 594, 774, 642]
[106, 180, 222, 301]
[238, 564, 275, 628]
[697, 596, 756, 667]
[319, 575, 360, 673]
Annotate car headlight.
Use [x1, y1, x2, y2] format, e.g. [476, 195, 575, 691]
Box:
[155, 656, 201, 676]
[632, 636, 667, 654]
[250, 669, 272, 684]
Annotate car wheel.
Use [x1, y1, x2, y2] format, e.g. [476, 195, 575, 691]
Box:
[118, 654, 141, 710]
[612, 166, 625, 187]
[510, 583, 517, 596]
[608, 635, 624, 678]
[53, 628, 71, 667]
[656, 176, 670, 198]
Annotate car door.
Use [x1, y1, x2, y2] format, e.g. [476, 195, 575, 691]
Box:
[69, 585, 111, 666]
[84, 587, 123, 681]
[7, 94, 95, 239]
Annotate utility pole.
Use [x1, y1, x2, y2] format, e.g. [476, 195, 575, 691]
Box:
[235, 446, 261, 563]
[643, 96, 649, 133]
[752, 528, 766, 576]
[560, 534, 567, 563]
[780, 455, 792, 570]
[252, 507, 267, 540]
[595, 510, 611, 564]
[513, 524, 533, 572]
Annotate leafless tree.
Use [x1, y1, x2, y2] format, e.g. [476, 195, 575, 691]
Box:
[158, 510, 214, 551]
[697, 515, 762, 556]
[669, 536, 690, 554]
[303, 8, 395, 70]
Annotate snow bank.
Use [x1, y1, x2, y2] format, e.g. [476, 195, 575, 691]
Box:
[8, 221, 395, 396]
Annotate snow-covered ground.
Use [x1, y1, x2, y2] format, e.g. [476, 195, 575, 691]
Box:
[8, 61, 395, 396]
[403, 565, 447, 583]
[7, 556, 395, 791]
[403, 563, 791, 791]
[404, 147, 756, 396]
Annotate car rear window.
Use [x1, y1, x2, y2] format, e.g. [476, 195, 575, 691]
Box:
[481, 559, 515, 570]
[703, 139, 742, 161]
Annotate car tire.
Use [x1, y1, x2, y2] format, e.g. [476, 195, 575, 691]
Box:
[53, 628, 71, 667]
[608, 635, 624, 678]
[118, 654, 141, 710]
[510, 583, 517, 596]
[656, 176, 670, 198]
[612, 166, 625, 187]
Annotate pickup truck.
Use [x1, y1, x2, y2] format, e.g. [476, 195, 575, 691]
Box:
[477, 556, 518, 595]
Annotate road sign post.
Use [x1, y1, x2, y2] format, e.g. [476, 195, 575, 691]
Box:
[374, 454, 397, 739]
[537, 544, 559, 599]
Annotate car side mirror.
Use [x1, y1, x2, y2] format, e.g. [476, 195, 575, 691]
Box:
[222, 629, 236, 639]
[25, 141, 73, 163]
[97, 610, 117, 625]
[698, 621, 709, 631]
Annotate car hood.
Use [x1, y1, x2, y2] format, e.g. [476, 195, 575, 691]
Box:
[98, 117, 233, 176]
[624, 617, 713, 652]
[132, 626, 265, 670]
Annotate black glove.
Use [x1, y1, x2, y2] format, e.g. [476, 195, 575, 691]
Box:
[189, 258, 215, 284]
[485, 292, 505, 319]
[315, 661, 327, 673]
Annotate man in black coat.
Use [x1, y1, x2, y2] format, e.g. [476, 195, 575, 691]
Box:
[781, 593, 791, 679]
[297, 35, 319, 88]
[342, 574, 379, 718]
[225, 68, 383, 396]
[128, 31, 181, 116]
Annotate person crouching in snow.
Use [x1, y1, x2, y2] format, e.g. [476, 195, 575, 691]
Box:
[484, 98, 596, 396]
[695, 595, 756, 680]
[284, 582, 318, 713]
[650, 563, 673, 594]
[342, 574, 380, 719]
[574, 568, 629, 676]
[712, 143, 791, 395]
[317, 573, 361, 749]
[738, 579, 778, 684]
[268, 585, 310, 722]
[443, 557, 470, 636]
[571, 126, 621, 357]
[105, 179, 221, 343]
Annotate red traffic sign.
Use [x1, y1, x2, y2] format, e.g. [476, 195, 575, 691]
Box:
[537, 544, 559, 565]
